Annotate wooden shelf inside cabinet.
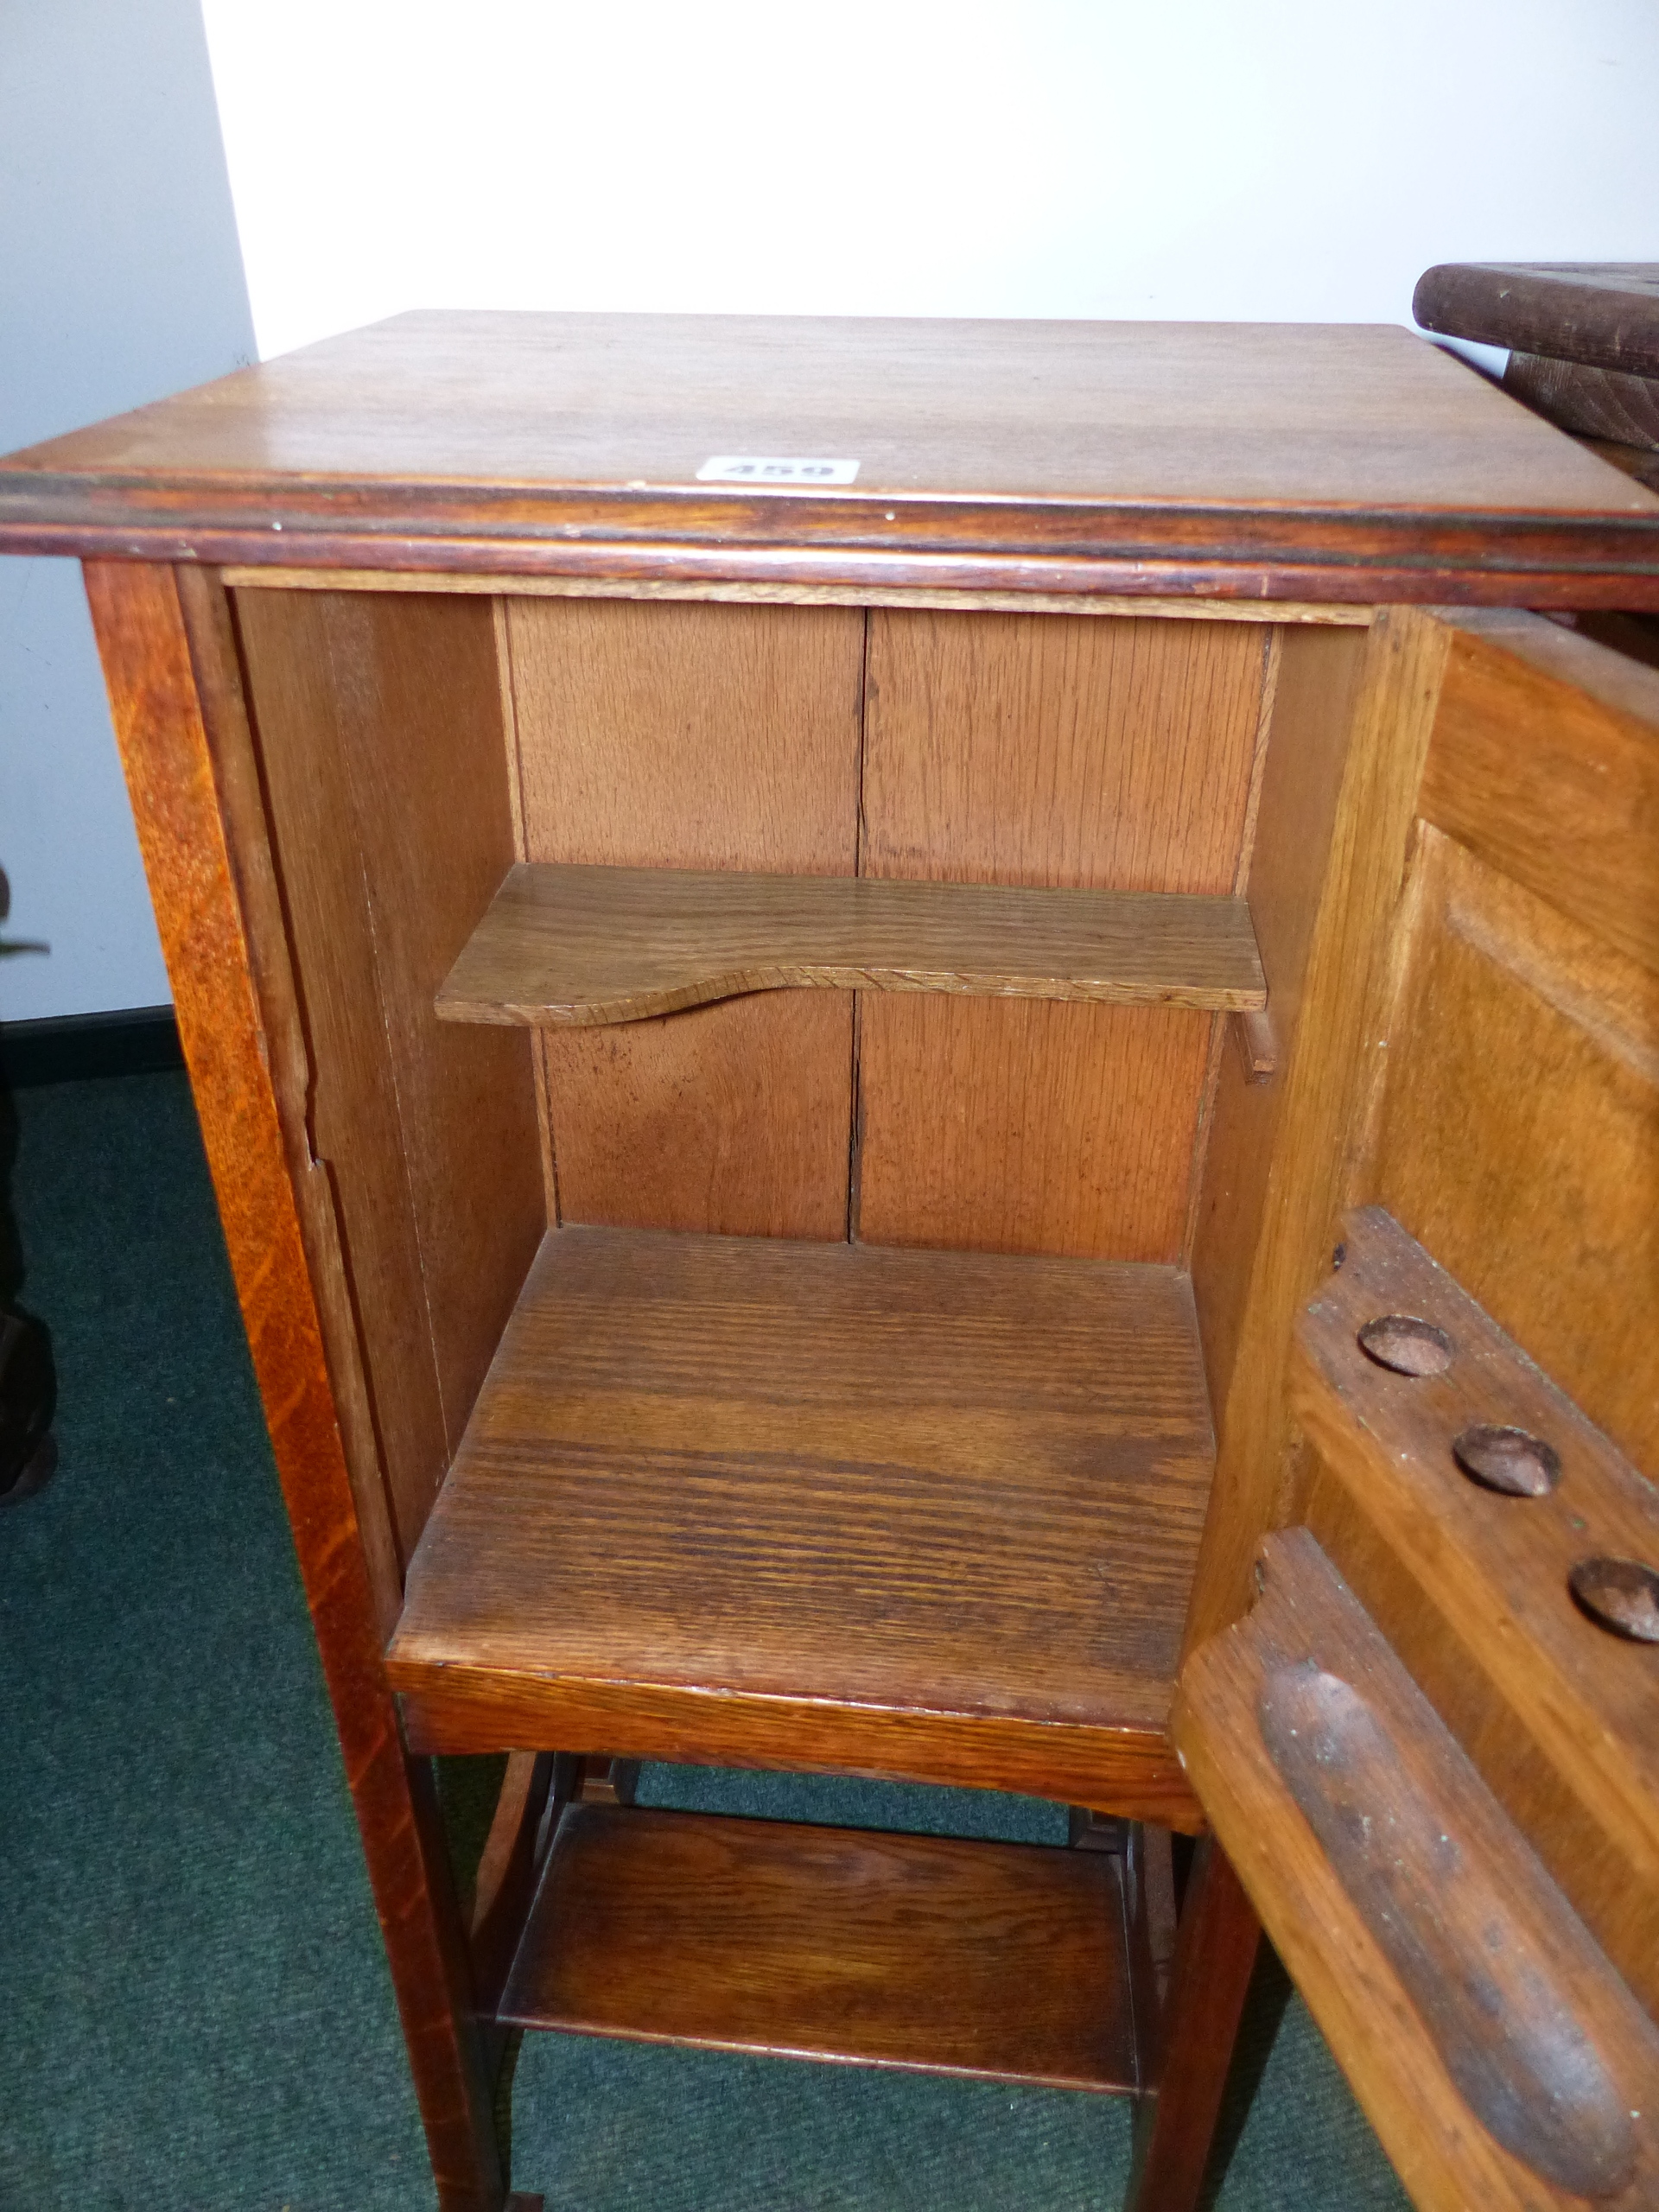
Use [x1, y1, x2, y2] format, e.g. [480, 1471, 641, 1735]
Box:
[386, 1225, 1212, 1827]
[435, 861, 1268, 1027]
[498, 1802, 1138, 2092]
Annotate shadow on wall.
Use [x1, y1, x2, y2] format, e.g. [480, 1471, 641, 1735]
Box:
[0, 865, 59, 1501]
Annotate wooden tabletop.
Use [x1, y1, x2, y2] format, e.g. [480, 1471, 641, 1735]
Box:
[3, 313, 1656, 604]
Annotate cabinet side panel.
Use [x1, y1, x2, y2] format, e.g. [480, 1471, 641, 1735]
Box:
[1190, 626, 1369, 1423]
[235, 588, 543, 1555]
[857, 613, 1267, 1257]
[1182, 613, 1447, 1654]
[507, 598, 863, 1237]
[82, 562, 505, 2209]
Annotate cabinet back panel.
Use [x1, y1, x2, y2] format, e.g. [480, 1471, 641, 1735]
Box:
[857, 612, 1268, 1257]
[235, 588, 543, 1561]
[506, 597, 863, 1238]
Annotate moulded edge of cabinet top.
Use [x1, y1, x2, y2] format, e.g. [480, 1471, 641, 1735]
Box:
[435, 863, 1269, 1027]
[3, 314, 1657, 607]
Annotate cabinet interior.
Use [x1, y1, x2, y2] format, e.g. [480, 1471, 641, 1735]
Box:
[228, 583, 1369, 1829]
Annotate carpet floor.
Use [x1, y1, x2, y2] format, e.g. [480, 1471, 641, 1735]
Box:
[0, 1069, 1408, 2211]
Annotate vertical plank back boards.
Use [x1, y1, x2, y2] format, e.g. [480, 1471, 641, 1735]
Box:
[857, 613, 1268, 1258]
[234, 588, 544, 1561]
[505, 598, 863, 1237]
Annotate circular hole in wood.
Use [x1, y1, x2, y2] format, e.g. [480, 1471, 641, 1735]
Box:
[1452, 1424, 1561, 1497]
[1569, 1557, 1659, 1643]
[1357, 1314, 1453, 1376]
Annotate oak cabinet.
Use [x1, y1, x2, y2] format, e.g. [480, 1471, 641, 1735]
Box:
[4, 313, 1656, 2212]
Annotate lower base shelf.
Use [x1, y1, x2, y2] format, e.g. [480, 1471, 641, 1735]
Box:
[498, 1803, 1139, 2094]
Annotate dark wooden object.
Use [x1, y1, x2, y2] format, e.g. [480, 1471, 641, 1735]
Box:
[1414, 262, 1659, 378]
[436, 861, 1266, 1026]
[388, 1224, 1210, 1827]
[1175, 1527, 1659, 2212]
[1503, 354, 1659, 454]
[499, 1803, 1138, 2092]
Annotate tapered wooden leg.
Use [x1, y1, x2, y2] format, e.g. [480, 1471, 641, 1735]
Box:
[1125, 1836, 1262, 2212]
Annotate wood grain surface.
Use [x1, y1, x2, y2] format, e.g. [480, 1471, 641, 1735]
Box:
[387, 1224, 1211, 1824]
[1421, 608, 1659, 979]
[1370, 829, 1659, 1479]
[1414, 262, 1659, 378]
[85, 563, 506, 2210]
[437, 861, 1265, 1026]
[499, 1803, 1137, 2092]
[1189, 625, 1369, 1427]
[857, 611, 1266, 1259]
[10, 315, 1658, 604]
[234, 587, 544, 1557]
[1296, 1204, 1659, 2018]
[1504, 353, 1659, 453]
[506, 596, 861, 1239]
[217, 567, 1378, 626]
[1176, 1527, 1659, 2212]
[1183, 612, 1447, 1652]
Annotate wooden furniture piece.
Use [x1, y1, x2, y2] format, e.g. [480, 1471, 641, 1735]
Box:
[1415, 261, 1659, 486]
[3, 313, 1656, 2212]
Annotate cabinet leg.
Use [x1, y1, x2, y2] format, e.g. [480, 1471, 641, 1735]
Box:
[1125, 1836, 1261, 2212]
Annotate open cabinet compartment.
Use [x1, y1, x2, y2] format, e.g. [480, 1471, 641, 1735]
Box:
[217, 577, 1377, 2097]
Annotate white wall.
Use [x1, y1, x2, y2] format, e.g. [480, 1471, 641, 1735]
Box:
[7, 1, 1657, 1018]
[0, 0, 255, 1022]
[202, 0, 1659, 359]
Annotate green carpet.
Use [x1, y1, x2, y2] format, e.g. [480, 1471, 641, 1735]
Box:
[0, 1069, 1408, 2211]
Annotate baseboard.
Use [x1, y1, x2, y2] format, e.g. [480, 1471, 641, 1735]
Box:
[0, 1005, 183, 1087]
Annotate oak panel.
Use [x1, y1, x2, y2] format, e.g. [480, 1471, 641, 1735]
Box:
[236, 588, 544, 1551]
[507, 596, 861, 1237]
[541, 996, 855, 1240]
[1371, 829, 1659, 1478]
[858, 612, 1266, 1258]
[437, 862, 1266, 1026]
[387, 1225, 1213, 1819]
[1294, 1205, 1659, 2019]
[1191, 624, 1370, 1427]
[233, 588, 445, 1552]
[857, 995, 1217, 1262]
[86, 563, 505, 2208]
[1423, 609, 1659, 978]
[1181, 611, 1450, 1651]
[1176, 1528, 1659, 2212]
[499, 1804, 1136, 2092]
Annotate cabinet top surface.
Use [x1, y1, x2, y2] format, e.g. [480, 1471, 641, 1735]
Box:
[4, 311, 1656, 603]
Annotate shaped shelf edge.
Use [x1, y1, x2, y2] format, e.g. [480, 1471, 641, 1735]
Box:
[436, 861, 1268, 1027]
